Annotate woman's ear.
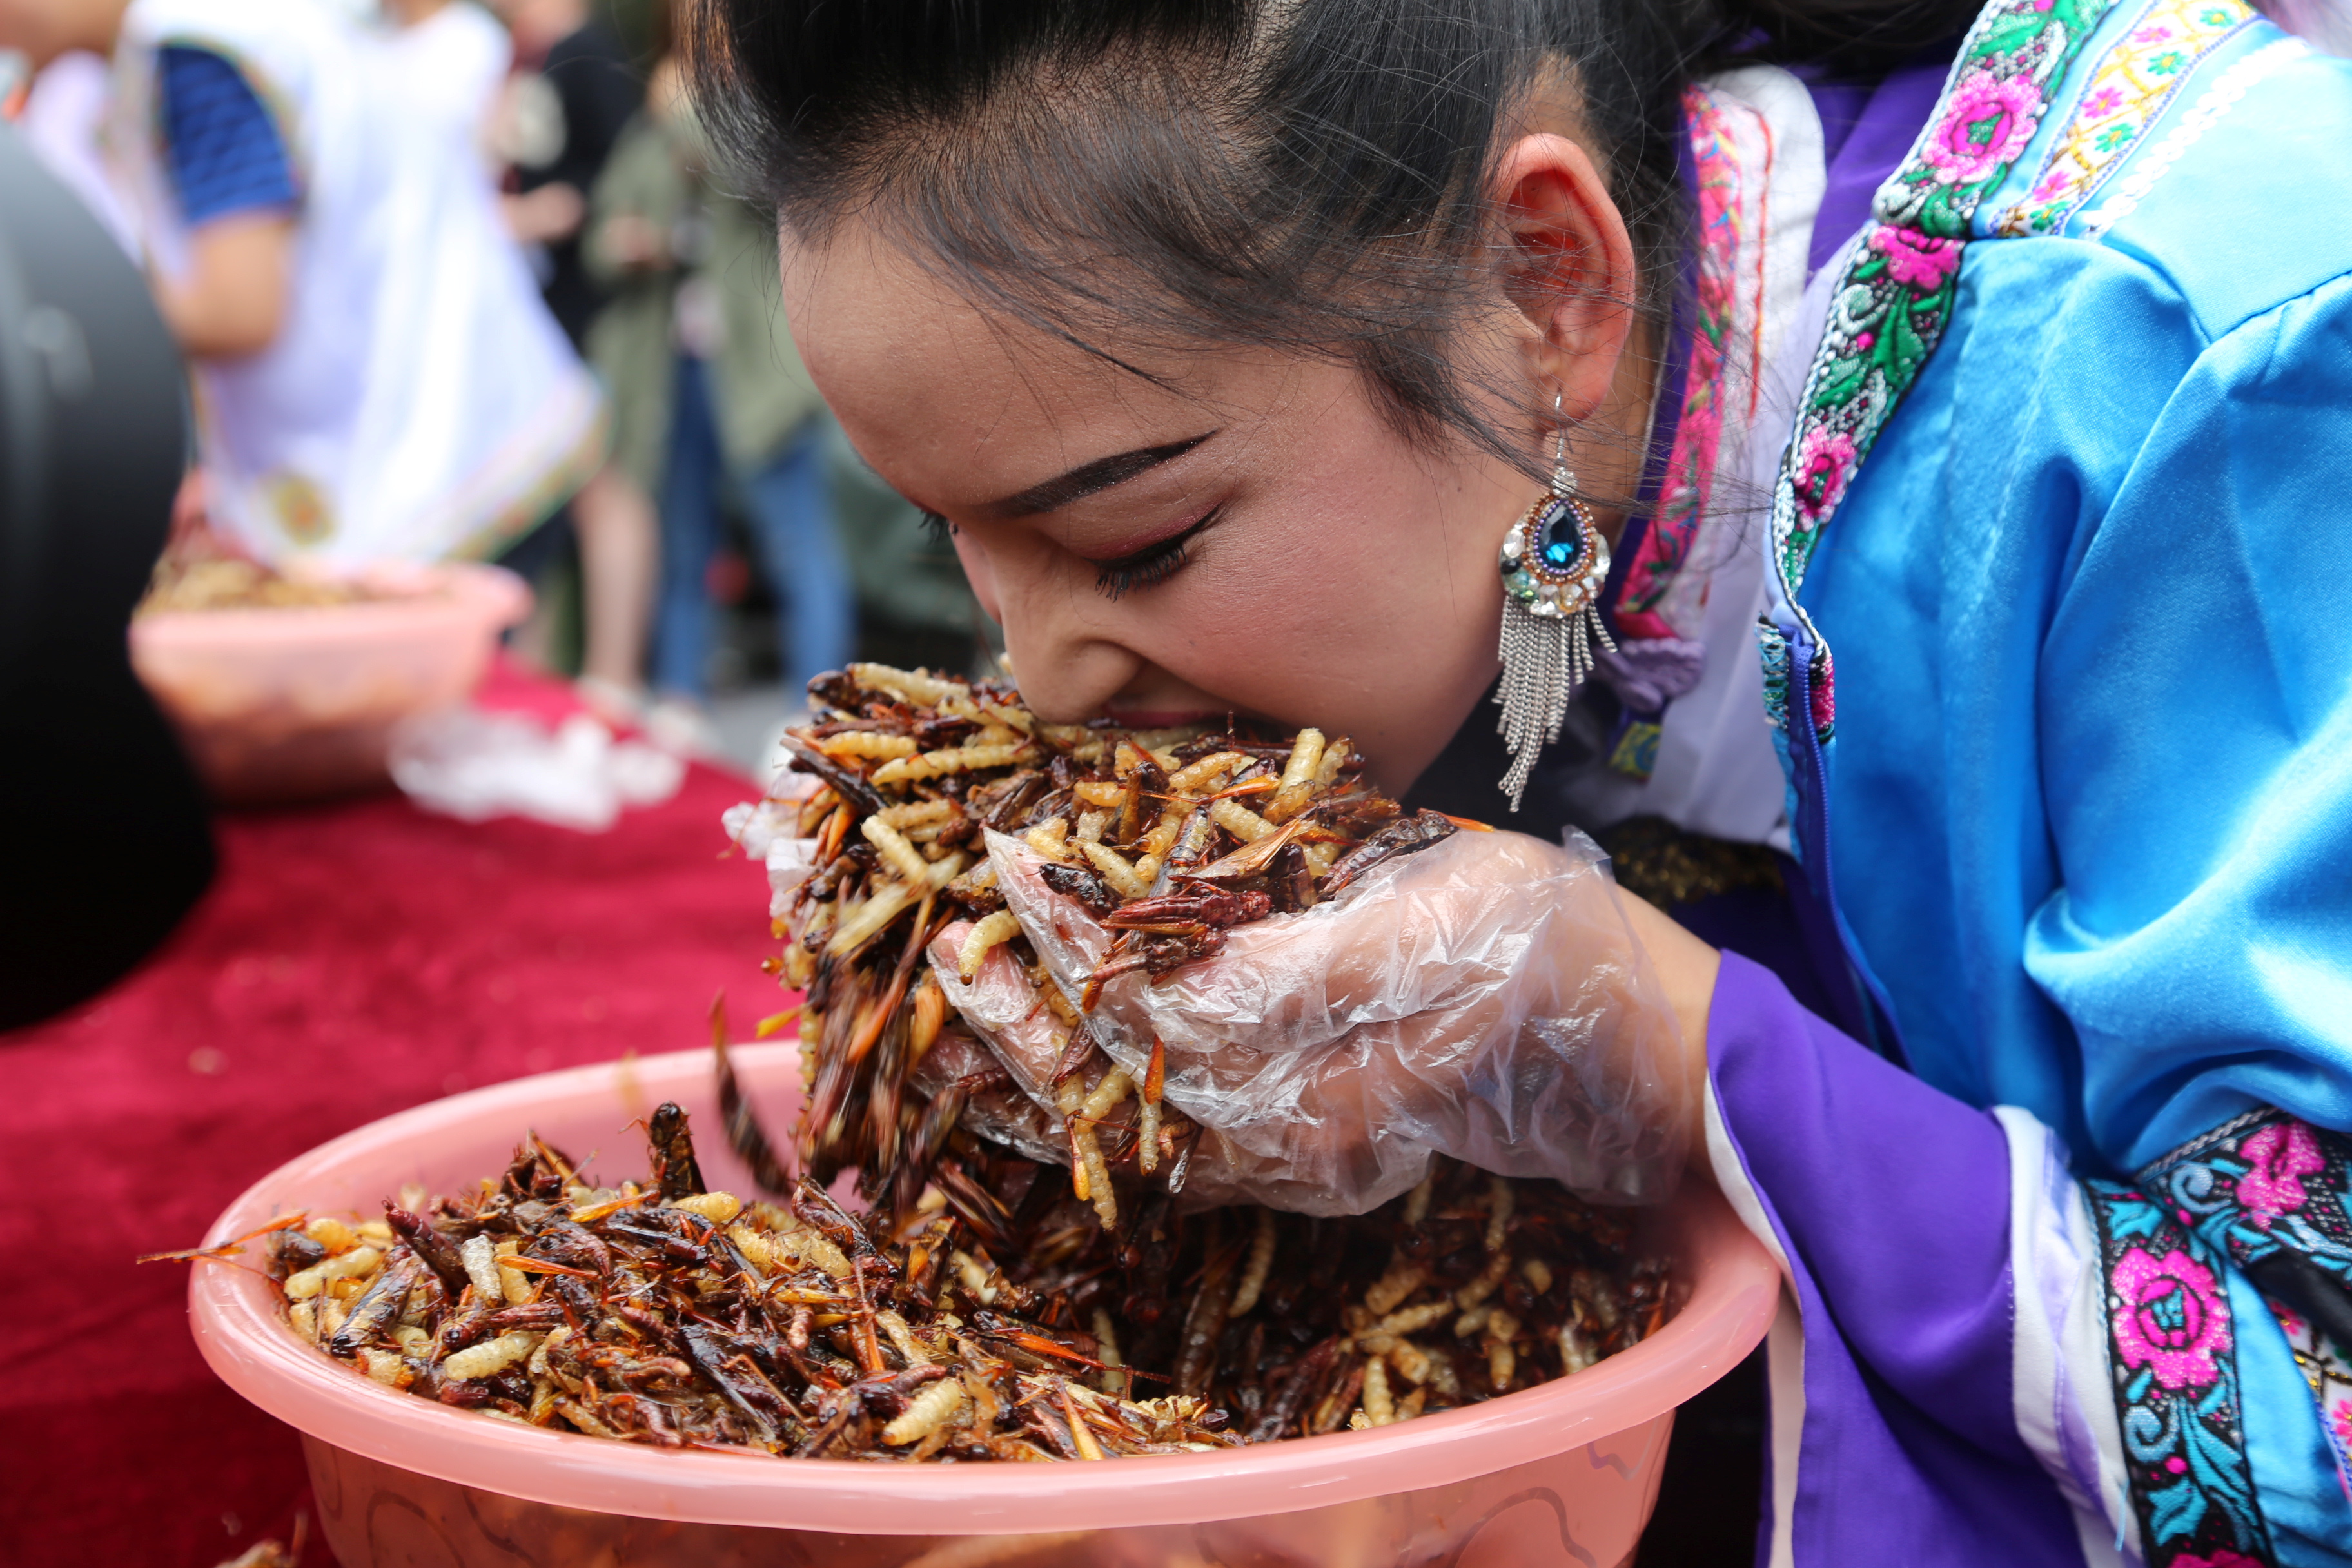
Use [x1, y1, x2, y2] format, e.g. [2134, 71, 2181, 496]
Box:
[1492, 133, 1640, 421]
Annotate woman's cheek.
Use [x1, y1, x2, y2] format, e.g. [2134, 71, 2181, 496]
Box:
[1136, 531, 1357, 716]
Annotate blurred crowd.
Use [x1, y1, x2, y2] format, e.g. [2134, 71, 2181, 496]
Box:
[0, 0, 990, 756]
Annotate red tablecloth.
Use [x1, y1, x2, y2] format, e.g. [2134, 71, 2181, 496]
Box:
[1, 669, 775, 1567]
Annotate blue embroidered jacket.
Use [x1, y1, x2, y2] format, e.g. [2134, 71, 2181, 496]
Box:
[1776, 1, 2352, 1560]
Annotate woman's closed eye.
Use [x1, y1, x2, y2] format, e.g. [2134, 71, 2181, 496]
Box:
[1089, 506, 1221, 601]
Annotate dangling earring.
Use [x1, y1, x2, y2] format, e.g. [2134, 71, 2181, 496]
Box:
[1494, 390, 1614, 810]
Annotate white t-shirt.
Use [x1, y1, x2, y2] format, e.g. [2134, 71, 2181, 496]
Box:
[382, 1, 509, 170]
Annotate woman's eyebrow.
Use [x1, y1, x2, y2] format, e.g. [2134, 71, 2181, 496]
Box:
[974, 431, 1217, 520]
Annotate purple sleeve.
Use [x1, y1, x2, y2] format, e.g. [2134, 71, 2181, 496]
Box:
[1706, 952, 2082, 1564]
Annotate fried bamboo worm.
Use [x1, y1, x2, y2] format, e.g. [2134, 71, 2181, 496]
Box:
[956, 910, 1021, 980]
[861, 814, 934, 883]
[1070, 1068, 1132, 1228]
[1227, 1209, 1277, 1318]
[1260, 729, 1326, 825]
[1136, 1037, 1166, 1176]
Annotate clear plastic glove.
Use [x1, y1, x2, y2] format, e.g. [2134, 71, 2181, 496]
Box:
[907, 1024, 1068, 1168]
[970, 825, 1695, 1216]
[925, 916, 1079, 1118]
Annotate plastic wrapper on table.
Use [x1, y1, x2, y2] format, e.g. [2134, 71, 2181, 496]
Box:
[985, 827, 1694, 1216]
[389, 707, 684, 832]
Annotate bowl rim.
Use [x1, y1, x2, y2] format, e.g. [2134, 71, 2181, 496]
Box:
[189, 1045, 1778, 1535]
[130, 562, 530, 649]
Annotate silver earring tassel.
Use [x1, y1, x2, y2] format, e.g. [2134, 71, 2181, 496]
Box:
[1493, 415, 1614, 811]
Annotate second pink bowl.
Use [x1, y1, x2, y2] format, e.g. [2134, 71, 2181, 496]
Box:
[130, 561, 530, 805]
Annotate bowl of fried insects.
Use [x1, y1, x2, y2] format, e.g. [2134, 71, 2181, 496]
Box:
[129, 556, 529, 805]
[176, 667, 1778, 1568]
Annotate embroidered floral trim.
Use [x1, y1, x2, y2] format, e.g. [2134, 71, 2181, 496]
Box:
[1758, 0, 2121, 737]
[1613, 83, 1776, 647]
[2086, 1179, 2277, 1567]
[2080, 36, 2309, 235]
[1926, 68, 2047, 182]
[2139, 1109, 2352, 1276]
[1992, 0, 2256, 236]
[2136, 1108, 2352, 1505]
[2272, 1303, 2352, 1508]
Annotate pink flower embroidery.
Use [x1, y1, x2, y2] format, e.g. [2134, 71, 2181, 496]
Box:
[2030, 169, 2074, 203]
[2079, 84, 2126, 119]
[1924, 69, 2044, 185]
[2332, 1398, 2352, 1450]
[1792, 426, 1857, 525]
[2235, 1121, 2325, 1223]
[1869, 224, 1963, 289]
[2171, 1552, 2268, 1568]
[2111, 1246, 2231, 1391]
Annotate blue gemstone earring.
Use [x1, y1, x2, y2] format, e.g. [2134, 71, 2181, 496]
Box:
[1494, 393, 1614, 810]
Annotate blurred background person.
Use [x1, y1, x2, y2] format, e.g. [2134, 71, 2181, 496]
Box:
[485, 0, 658, 724]
[380, 0, 509, 160]
[583, 47, 854, 751]
[487, 0, 632, 348]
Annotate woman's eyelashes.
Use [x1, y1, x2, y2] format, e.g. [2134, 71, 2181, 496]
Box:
[919, 509, 956, 546]
[1091, 507, 1221, 601]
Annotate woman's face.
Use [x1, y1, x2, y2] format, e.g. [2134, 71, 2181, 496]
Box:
[786, 226, 1533, 795]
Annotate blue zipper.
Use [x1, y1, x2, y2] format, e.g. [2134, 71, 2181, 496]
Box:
[1788, 626, 1908, 1064]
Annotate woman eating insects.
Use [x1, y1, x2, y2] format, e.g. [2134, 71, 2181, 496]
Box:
[688, 0, 2352, 1560]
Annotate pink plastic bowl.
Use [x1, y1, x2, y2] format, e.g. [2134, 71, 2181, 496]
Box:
[130, 562, 530, 805]
[191, 1046, 1776, 1567]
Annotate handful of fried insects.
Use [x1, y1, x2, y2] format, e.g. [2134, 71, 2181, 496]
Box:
[740, 661, 1476, 1227]
[152, 664, 1675, 1460]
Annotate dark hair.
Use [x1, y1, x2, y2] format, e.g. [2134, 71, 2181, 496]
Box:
[685, 0, 1975, 491]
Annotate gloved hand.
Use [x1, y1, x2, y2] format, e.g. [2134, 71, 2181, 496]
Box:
[950, 825, 1700, 1216]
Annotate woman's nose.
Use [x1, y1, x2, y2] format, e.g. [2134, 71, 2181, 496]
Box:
[997, 584, 1140, 723]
